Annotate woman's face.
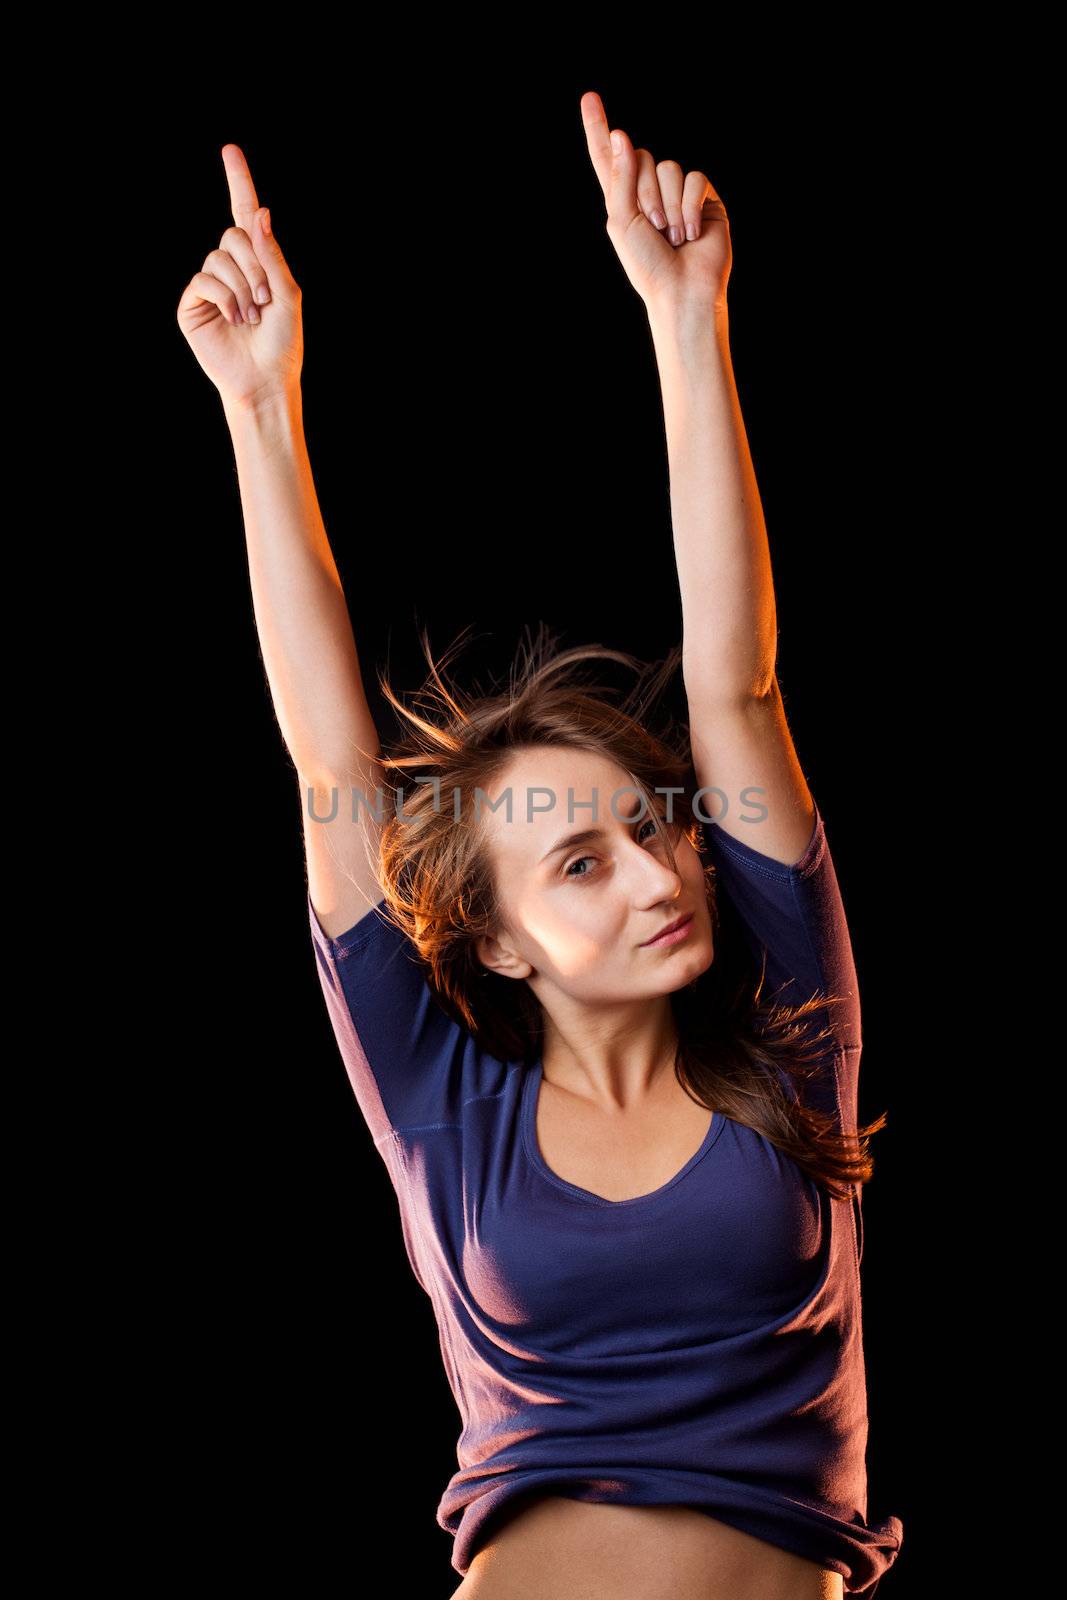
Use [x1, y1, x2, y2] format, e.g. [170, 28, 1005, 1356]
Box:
[476, 745, 715, 1003]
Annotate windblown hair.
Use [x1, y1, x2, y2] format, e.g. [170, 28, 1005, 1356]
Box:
[347, 622, 887, 1201]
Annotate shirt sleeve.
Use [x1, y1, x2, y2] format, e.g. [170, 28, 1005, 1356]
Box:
[307, 890, 473, 1146]
[702, 800, 863, 1130]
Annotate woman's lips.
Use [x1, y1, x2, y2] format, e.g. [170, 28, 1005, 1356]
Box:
[641, 911, 695, 947]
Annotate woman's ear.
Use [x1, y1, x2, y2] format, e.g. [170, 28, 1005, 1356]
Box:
[476, 931, 533, 984]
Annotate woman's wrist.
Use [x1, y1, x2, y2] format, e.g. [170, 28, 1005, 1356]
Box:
[646, 299, 732, 391]
[223, 383, 304, 449]
[646, 294, 729, 348]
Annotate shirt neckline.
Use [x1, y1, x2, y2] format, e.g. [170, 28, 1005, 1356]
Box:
[521, 1059, 725, 1209]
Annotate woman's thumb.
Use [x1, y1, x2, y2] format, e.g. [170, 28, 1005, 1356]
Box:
[254, 207, 297, 292]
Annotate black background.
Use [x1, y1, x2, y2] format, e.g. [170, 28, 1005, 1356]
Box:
[97, 51, 991, 1598]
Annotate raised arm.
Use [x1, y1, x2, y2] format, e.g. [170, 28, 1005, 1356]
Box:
[177, 144, 385, 937]
[580, 92, 815, 867]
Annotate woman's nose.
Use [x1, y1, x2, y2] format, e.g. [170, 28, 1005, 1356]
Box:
[635, 853, 682, 902]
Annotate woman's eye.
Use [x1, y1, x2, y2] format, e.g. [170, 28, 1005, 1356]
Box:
[565, 856, 596, 879]
[564, 817, 671, 878]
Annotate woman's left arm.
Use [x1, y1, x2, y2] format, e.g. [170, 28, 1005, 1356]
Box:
[648, 303, 775, 707]
[648, 302, 818, 868]
[581, 90, 816, 867]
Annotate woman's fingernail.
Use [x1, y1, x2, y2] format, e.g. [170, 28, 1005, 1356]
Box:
[686, 221, 699, 241]
[652, 209, 667, 230]
[255, 284, 271, 305]
[246, 303, 260, 324]
[669, 225, 682, 246]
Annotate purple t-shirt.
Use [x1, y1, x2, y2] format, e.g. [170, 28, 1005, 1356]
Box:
[306, 801, 904, 1595]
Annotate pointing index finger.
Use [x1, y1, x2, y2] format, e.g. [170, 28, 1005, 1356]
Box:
[580, 90, 614, 198]
[221, 143, 261, 235]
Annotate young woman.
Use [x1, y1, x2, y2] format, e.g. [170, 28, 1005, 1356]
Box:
[177, 92, 904, 1600]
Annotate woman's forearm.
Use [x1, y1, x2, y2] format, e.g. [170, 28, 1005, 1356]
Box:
[647, 301, 778, 706]
[222, 387, 381, 786]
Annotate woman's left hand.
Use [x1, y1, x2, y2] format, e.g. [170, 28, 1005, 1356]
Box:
[580, 90, 731, 318]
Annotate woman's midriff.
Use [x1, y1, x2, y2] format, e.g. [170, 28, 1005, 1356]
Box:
[451, 1496, 844, 1600]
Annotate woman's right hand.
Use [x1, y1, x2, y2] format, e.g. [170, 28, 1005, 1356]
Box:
[177, 144, 303, 412]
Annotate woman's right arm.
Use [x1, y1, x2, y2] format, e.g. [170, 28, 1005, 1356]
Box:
[177, 144, 385, 939]
[226, 387, 388, 940]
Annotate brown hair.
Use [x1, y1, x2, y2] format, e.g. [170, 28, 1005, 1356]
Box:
[358, 623, 887, 1201]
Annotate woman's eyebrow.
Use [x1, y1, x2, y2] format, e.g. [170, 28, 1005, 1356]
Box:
[539, 825, 605, 864]
[538, 799, 648, 864]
